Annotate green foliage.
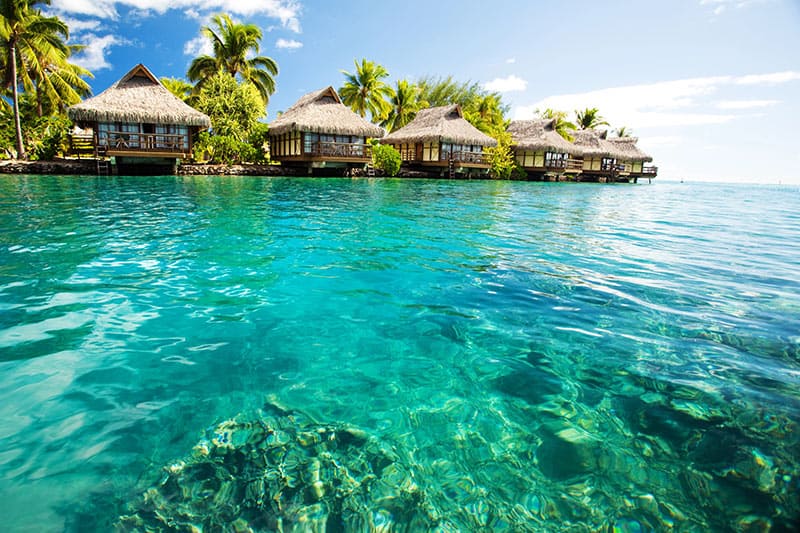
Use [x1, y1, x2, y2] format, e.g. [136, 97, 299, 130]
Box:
[381, 79, 427, 132]
[539, 109, 576, 141]
[485, 131, 524, 180]
[247, 122, 271, 163]
[416, 76, 509, 136]
[575, 107, 609, 130]
[1, 1, 93, 158]
[0, 110, 70, 159]
[187, 13, 279, 106]
[339, 58, 393, 122]
[371, 142, 401, 176]
[193, 131, 258, 164]
[194, 71, 264, 140]
[161, 77, 194, 103]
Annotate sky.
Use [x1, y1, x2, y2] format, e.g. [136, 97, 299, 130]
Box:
[48, 0, 800, 183]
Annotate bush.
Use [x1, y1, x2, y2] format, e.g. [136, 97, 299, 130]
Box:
[486, 131, 524, 179]
[371, 143, 402, 176]
[193, 132, 257, 164]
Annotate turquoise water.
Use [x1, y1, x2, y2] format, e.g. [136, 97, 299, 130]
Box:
[0, 176, 798, 531]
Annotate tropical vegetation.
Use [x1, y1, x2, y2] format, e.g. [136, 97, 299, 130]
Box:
[0, 0, 91, 159]
[339, 58, 393, 122]
[187, 13, 278, 106]
[191, 72, 266, 164]
[370, 141, 401, 176]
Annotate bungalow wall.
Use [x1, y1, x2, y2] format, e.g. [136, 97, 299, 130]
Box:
[95, 121, 192, 152]
[269, 131, 369, 159]
[515, 150, 569, 169]
[582, 156, 619, 172]
[390, 141, 485, 163]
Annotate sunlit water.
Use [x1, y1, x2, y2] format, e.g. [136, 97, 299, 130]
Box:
[1, 176, 798, 531]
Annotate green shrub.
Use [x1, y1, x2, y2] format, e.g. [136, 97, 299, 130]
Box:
[371, 143, 402, 176]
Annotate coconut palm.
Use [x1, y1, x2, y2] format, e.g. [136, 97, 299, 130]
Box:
[464, 92, 507, 135]
[1, 0, 62, 158]
[187, 13, 278, 106]
[614, 126, 631, 138]
[540, 108, 577, 141]
[575, 107, 609, 130]
[339, 58, 393, 122]
[161, 77, 194, 103]
[381, 79, 426, 132]
[27, 42, 92, 116]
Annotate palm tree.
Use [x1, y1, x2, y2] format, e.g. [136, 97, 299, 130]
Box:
[187, 13, 278, 105]
[575, 107, 609, 130]
[339, 58, 393, 122]
[464, 93, 507, 135]
[161, 77, 194, 103]
[28, 43, 92, 116]
[1, 0, 56, 158]
[614, 126, 631, 138]
[540, 108, 577, 141]
[381, 79, 426, 132]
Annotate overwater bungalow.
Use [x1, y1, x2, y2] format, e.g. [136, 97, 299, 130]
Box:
[607, 137, 658, 182]
[381, 105, 497, 177]
[507, 119, 582, 179]
[68, 64, 211, 175]
[569, 129, 627, 182]
[268, 86, 384, 173]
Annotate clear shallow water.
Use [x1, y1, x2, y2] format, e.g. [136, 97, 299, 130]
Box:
[0, 175, 798, 531]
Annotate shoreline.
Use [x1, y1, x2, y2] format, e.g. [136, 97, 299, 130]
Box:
[0, 159, 649, 182]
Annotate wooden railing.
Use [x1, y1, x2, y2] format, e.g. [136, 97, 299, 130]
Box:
[446, 150, 487, 164]
[306, 141, 371, 159]
[565, 158, 583, 172]
[68, 133, 94, 157]
[100, 131, 189, 152]
[642, 165, 658, 175]
[396, 148, 487, 165]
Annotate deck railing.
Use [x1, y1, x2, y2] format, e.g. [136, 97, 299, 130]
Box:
[642, 165, 658, 175]
[306, 141, 371, 159]
[100, 131, 189, 152]
[396, 148, 487, 165]
[446, 151, 487, 164]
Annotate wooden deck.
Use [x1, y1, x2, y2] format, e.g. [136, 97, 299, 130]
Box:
[272, 141, 372, 163]
[398, 148, 490, 169]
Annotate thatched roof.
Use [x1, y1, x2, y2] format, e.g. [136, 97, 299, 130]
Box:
[570, 129, 625, 159]
[68, 64, 211, 128]
[507, 119, 577, 154]
[607, 137, 653, 162]
[382, 105, 497, 147]
[268, 87, 384, 137]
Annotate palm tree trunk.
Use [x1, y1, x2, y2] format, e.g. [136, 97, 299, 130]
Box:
[10, 43, 26, 160]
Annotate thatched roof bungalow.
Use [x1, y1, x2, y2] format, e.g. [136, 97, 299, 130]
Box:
[68, 64, 210, 163]
[607, 137, 658, 178]
[569, 129, 624, 177]
[381, 105, 497, 172]
[507, 119, 581, 175]
[268, 86, 384, 168]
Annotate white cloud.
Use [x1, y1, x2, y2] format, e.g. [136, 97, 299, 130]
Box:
[716, 99, 779, 109]
[72, 34, 123, 70]
[734, 71, 800, 85]
[184, 35, 213, 57]
[700, 0, 771, 16]
[276, 38, 303, 50]
[484, 75, 527, 93]
[514, 71, 800, 129]
[52, 0, 303, 32]
[505, 58, 516, 64]
[60, 16, 102, 34]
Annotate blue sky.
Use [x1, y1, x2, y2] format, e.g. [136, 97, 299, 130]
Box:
[50, 0, 800, 183]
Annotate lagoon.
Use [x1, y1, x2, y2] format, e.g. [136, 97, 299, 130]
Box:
[0, 176, 798, 531]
